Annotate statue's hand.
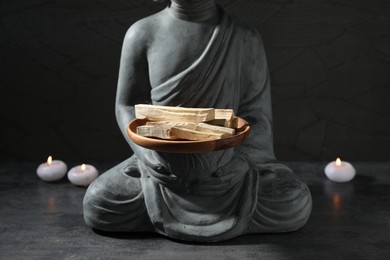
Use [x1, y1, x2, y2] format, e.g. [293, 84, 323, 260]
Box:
[213, 155, 250, 178]
[123, 155, 140, 177]
[192, 156, 250, 197]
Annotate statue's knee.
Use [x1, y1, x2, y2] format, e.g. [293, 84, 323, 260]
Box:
[82, 167, 144, 229]
[83, 180, 103, 228]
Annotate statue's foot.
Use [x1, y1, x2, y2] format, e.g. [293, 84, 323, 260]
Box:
[248, 164, 312, 233]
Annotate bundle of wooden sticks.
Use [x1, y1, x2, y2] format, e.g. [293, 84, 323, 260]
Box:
[135, 104, 238, 141]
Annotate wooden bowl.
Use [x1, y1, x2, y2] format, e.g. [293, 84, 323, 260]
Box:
[127, 117, 250, 153]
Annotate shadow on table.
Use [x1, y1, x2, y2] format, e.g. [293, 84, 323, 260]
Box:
[93, 228, 305, 246]
[93, 229, 163, 240]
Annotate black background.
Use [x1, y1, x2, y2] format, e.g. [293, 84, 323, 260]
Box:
[1, 0, 389, 162]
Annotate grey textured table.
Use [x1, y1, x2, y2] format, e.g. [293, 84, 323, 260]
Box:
[0, 162, 389, 260]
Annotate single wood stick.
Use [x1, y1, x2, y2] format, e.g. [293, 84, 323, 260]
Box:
[135, 104, 215, 123]
[196, 123, 235, 136]
[146, 121, 235, 136]
[215, 109, 234, 120]
[213, 109, 235, 127]
[170, 127, 224, 141]
[146, 121, 197, 130]
[136, 125, 176, 140]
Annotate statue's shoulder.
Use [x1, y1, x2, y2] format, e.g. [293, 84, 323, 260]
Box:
[123, 10, 165, 46]
[228, 12, 261, 38]
[222, 9, 264, 48]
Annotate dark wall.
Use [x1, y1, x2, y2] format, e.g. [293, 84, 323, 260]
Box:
[1, 0, 389, 162]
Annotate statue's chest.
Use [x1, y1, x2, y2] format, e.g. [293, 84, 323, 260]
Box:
[147, 23, 215, 88]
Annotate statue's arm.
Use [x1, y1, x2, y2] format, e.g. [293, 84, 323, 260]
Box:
[236, 31, 276, 166]
[115, 22, 151, 158]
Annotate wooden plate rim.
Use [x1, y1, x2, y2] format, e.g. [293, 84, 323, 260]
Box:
[127, 117, 250, 153]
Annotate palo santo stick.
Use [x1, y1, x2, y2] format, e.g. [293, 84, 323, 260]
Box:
[138, 104, 213, 113]
[146, 121, 197, 130]
[206, 118, 238, 128]
[136, 125, 176, 140]
[205, 119, 227, 127]
[135, 104, 215, 123]
[212, 109, 235, 128]
[196, 123, 235, 136]
[146, 121, 235, 136]
[170, 127, 224, 141]
[215, 109, 234, 120]
[229, 116, 239, 129]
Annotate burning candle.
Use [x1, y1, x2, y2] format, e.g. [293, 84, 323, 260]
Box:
[324, 157, 356, 183]
[36, 156, 67, 182]
[67, 164, 98, 187]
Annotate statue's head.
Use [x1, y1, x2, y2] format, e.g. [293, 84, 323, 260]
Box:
[153, 0, 211, 3]
[153, 0, 215, 7]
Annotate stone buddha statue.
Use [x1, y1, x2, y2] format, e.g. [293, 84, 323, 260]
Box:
[83, 0, 312, 242]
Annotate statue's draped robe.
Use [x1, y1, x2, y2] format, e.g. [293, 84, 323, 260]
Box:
[84, 9, 312, 242]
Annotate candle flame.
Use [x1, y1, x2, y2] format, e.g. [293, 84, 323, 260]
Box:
[47, 156, 52, 166]
[335, 157, 342, 166]
[81, 164, 86, 171]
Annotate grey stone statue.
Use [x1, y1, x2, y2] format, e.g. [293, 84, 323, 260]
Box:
[83, 0, 312, 242]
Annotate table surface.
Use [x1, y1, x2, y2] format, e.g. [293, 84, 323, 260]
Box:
[1, 161, 389, 260]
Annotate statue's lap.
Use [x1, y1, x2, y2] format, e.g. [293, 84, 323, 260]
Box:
[83, 156, 311, 234]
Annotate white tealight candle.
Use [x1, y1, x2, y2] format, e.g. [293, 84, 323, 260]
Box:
[36, 156, 67, 182]
[67, 164, 98, 187]
[324, 157, 356, 183]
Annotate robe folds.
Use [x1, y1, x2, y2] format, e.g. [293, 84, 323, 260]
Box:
[136, 9, 311, 242]
[83, 8, 312, 243]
